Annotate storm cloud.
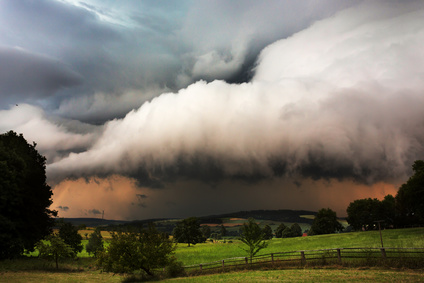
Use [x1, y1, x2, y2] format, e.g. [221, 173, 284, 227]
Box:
[0, 0, 354, 122]
[2, 0, 424, 219]
[47, 1, 424, 187]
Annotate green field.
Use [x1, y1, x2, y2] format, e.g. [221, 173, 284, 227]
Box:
[1, 228, 423, 282]
[175, 227, 424, 266]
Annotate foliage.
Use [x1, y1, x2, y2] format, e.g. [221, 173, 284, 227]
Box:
[163, 260, 186, 278]
[278, 223, 302, 238]
[262, 224, 273, 240]
[173, 217, 205, 246]
[281, 227, 293, 238]
[346, 196, 395, 231]
[58, 222, 83, 255]
[274, 223, 287, 238]
[290, 223, 303, 237]
[238, 218, 268, 263]
[86, 228, 104, 256]
[201, 225, 211, 239]
[0, 131, 57, 259]
[309, 208, 343, 235]
[395, 160, 424, 226]
[211, 232, 222, 242]
[36, 233, 74, 269]
[98, 224, 176, 275]
[220, 224, 227, 237]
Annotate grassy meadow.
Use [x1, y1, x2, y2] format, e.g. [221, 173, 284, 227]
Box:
[1, 227, 423, 282]
[176, 227, 424, 266]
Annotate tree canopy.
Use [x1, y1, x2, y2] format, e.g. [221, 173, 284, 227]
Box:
[346, 196, 395, 230]
[58, 221, 83, 256]
[86, 228, 104, 256]
[395, 160, 424, 226]
[0, 131, 56, 259]
[36, 233, 74, 269]
[274, 223, 287, 238]
[262, 224, 273, 240]
[309, 208, 343, 235]
[172, 217, 204, 246]
[98, 224, 175, 276]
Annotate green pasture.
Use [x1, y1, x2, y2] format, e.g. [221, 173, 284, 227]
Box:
[175, 228, 424, 266]
[2, 227, 423, 282]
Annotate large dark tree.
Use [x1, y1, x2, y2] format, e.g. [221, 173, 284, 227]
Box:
[346, 196, 395, 231]
[309, 208, 343, 235]
[395, 160, 424, 226]
[0, 131, 56, 259]
[172, 217, 204, 246]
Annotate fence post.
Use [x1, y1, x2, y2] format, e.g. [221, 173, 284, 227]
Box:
[380, 248, 387, 259]
[245, 257, 248, 265]
[271, 253, 274, 263]
[222, 260, 225, 269]
[199, 264, 202, 271]
[337, 249, 342, 264]
[301, 251, 306, 265]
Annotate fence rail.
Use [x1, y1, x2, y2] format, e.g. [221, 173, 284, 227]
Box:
[183, 247, 424, 273]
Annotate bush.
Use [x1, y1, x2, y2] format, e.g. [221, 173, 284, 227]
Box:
[86, 228, 103, 256]
[164, 260, 186, 278]
[97, 224, 175, 276]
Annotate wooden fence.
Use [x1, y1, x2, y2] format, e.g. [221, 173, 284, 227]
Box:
[183, 247, 424, 273]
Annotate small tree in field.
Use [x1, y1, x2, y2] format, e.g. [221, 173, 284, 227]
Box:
[86, 228, 103, 256]
[263, 224, 273, 240]
[309, 208, 343, 235]
[173, 217, 204, 246]
[36, 234, 74, 269]
[220, 224, 227, 237]
[274, 223, 287, 238]
[239, 218, 268, 263]
[201, 225, 211, 239]
[290, 223, 303, 237]
[58, 221, 83, 256]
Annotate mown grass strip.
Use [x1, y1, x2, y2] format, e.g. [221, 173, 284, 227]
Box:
[160, 267, 424, 282]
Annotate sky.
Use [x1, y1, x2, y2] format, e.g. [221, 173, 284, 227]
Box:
[1, 0, 424, 220]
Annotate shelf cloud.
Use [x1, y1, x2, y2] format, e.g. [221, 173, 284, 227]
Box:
[1, 0, 423, 219]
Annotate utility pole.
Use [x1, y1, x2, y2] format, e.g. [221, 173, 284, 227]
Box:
[374, 220, 384, 247]
[102, 210, 104, 220]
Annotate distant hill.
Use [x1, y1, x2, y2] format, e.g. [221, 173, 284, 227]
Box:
[198, 209, 318, 225]
[60, 209, 319, 234]
[56, 218, 129, 227]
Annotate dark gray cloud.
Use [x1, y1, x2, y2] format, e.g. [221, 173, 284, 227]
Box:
[57, 205, 69, 211]
[88, 208, 102, 215]
[0, 46, 82, 104]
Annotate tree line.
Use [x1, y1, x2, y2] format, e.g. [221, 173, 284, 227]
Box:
[346, 160, 424, 230]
